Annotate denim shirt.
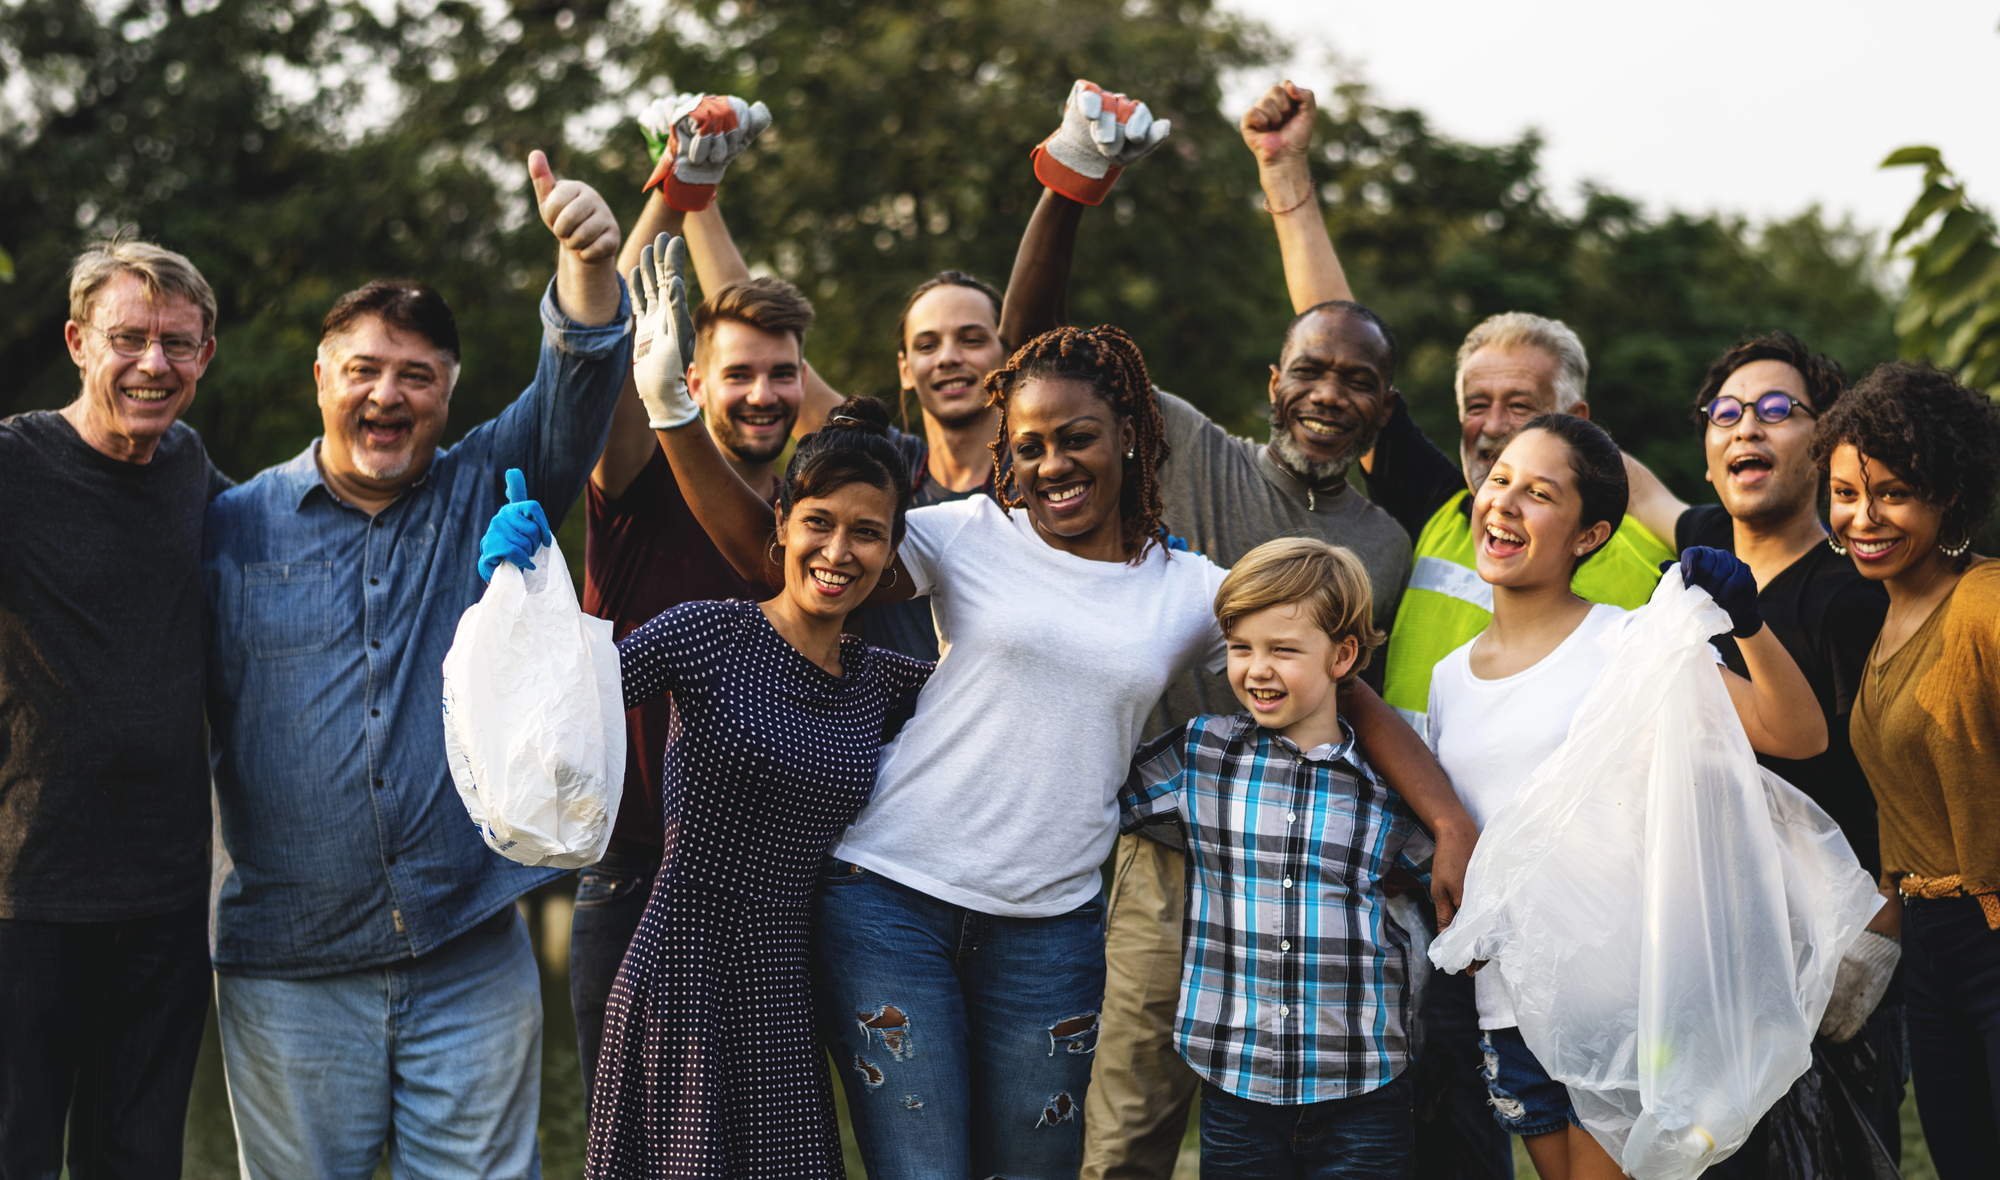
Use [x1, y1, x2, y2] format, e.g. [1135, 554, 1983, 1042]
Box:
[204, 279, 631, 978]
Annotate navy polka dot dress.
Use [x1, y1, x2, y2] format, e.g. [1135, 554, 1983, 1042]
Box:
[584, 599, 932, 1179]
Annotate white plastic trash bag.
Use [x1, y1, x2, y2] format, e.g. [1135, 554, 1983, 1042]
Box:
[1429, 569, 1882, 1180]
[442, 539, 625, 870]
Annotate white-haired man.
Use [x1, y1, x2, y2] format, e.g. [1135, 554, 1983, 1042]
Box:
[0, 236, 229, 1175]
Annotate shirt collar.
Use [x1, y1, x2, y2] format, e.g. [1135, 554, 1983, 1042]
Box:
[277, 439, 439, 513]
[1219, 710, 1375, 782]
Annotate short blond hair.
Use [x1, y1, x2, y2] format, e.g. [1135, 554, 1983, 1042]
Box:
[68, 233, 217, 340]
[1454, 311, 1588, 413]
[1214, 538, 1384, 686]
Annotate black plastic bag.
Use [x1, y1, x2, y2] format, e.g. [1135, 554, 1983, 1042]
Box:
[1764, 1043, 1900, 1180]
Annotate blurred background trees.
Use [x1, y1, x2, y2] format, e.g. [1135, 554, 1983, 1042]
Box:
[0, 0, 1917, 511]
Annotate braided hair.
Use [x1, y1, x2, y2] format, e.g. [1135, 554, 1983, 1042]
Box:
[982, 325, 1170, 564]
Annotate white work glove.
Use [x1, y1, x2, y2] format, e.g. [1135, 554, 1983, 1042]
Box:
[1032, 79, 1172, 206]
[629, 233, 699, 430]
[1818, 929, 1900, 1043]
[638, 92, 772, 211]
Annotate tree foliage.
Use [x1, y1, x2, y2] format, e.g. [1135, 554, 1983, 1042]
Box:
[2, 0, 1896, 511]
[1880, 145, 2000, 397]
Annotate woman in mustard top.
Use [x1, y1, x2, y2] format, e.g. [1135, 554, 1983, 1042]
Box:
[1814, 361, 2000, 1180]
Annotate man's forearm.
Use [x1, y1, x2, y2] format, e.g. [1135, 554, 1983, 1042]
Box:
[617, 192, 689, 282]
[999, 188, 1084, 349]
[556, 253, 627, 327]
[1262, 160, 1350, 311]
[653, 422, 782, 589]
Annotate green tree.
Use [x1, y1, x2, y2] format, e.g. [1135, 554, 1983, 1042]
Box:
[1880, 145, 2000, 396]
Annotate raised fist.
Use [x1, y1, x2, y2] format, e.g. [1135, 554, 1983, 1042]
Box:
[1032, 79, 1172, 206]
[639, 92, 773, 211]
[1241, 81, 1317, 169]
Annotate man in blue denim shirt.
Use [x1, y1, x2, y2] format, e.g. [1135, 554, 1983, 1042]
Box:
[202, 152, 630, 1178]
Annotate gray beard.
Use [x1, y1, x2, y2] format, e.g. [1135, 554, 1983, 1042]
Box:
[1268, 419, 1356, 486]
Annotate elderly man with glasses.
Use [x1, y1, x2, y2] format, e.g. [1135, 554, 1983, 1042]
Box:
[0, 235, 232, 1176]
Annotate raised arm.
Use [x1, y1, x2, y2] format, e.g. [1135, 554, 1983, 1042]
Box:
[1623, 451, 1689, 548]
[595, 193, 691, 499]
[533, 150, 624, 327]
[1243, 81, 1351, 311]
[1000, 79, 1173, 348]
[1341, 679, 1476, 927]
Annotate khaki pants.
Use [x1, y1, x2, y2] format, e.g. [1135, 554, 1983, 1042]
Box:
[1081, 832, 1201, 1180]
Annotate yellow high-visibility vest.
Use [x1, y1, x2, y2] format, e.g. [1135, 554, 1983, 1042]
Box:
[1381, 490, 1675, 736]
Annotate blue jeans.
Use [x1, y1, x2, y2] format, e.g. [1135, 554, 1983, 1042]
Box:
[566, 843, 659, 1108]
[810, 858, 1105, 1179]
[0, 898, 210, 1180]
[1903, 894, 2000, 1179]
[1200, 1075, 1416, 1179]
[215, 906, 543, 1180]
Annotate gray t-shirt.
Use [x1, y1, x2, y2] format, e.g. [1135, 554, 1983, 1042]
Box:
[1149, 389, 1412, 736]
[0, 413, 229, 920]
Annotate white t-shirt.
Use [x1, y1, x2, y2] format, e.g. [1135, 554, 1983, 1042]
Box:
[833, 496, 1228, 917]
[1427, 603, 1631, 1029]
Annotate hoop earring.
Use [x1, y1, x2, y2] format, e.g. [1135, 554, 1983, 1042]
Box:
[1827, 535, 1848, 557]
[1941, 531, 1972, 558]
[767, 538, 783, 567]
[882, 566, 899, 589]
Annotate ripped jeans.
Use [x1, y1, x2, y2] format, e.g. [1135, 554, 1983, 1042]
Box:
[811, 858, 1106, 1179]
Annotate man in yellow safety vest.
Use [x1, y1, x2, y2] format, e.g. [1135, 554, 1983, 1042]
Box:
[1361, 311, 1675, 736]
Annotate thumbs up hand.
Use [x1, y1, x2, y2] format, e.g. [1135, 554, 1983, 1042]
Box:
[478, 468, 554, 582]
[529, 149, 620, 264]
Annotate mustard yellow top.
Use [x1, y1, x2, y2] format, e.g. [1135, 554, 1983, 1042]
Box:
[1852, 559, 2000, 894]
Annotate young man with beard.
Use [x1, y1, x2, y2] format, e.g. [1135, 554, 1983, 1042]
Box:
[1002, 79, 1481, 1180]
[1, 237, 229, 1177]
[201, 151, 630, 1177]
[1624, 332, 1904, 1178]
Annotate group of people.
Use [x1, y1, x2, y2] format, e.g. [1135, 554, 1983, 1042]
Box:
[2, 66, 1996, 1180]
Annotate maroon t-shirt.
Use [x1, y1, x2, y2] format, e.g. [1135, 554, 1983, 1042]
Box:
[584, 448, 770, 849]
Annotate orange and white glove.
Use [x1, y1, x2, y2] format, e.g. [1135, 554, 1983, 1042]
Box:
[1031, 79, 1172, 206]
[638, 93, 772, 211]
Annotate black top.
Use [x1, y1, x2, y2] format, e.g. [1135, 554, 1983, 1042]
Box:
[0, 412, 230, 920]
[1676, 505, 1891, 877]
[1365, 397, 1468, 544]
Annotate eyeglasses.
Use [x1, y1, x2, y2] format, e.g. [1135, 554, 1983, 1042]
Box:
[1705, 391, 1816, 428]
[88, 325, 205, 363]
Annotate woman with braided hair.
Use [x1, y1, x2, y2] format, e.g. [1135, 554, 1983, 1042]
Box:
[647, 318, 1222, 1176]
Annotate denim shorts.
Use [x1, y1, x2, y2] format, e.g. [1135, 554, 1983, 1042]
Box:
[1477, 1027, 1579, 1137]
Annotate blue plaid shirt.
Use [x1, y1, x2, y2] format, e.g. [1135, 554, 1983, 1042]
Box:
[1123, 712, 1433, 1104]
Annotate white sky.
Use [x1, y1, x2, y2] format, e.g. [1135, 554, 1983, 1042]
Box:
[1221, 0, 2000, 241]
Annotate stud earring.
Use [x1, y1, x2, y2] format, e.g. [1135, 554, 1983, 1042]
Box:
[1126, 448, 1135, 459]
[1827, 535, 1848, 556]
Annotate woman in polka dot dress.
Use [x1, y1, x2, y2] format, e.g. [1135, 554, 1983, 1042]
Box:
[480, 398, 929, 1178]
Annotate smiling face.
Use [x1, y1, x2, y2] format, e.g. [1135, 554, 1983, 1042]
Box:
[897, 285, 1007, 429]
[1472, 427, 1613, 590]
[315, 315, 454, 496]
[1005, 375, 1136, 556]
[1704, 359, 1820, 525]
[1826, 444, 1950, 582]
[773, 480, 899, 624]
[692, 319, 805, 465]
[1267, 307, 1395, 482]
[1458, 344, 1567, 491]
[62, 273, 215, 463]
[1226, 599, 1360, 734]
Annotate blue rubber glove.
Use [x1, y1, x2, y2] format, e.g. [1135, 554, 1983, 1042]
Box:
[1678, 546, 1761, 638]
[478, 469, 553, 583]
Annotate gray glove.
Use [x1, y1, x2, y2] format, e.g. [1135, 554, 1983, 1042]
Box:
[1818, 929, 1900, 1043]
[629, 233, 699, 430]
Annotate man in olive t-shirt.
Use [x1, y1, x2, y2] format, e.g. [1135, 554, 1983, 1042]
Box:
[0, 238, 229, 1176]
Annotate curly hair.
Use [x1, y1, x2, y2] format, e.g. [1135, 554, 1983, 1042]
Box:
[1691, 329, 1845, 426]
[982, 325, 1168, 564]
[1811, 361, 2000, 571]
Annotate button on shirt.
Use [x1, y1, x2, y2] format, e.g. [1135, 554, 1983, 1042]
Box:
[204, 279, 630, 978]
[1123, 712, 1434, 1104]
